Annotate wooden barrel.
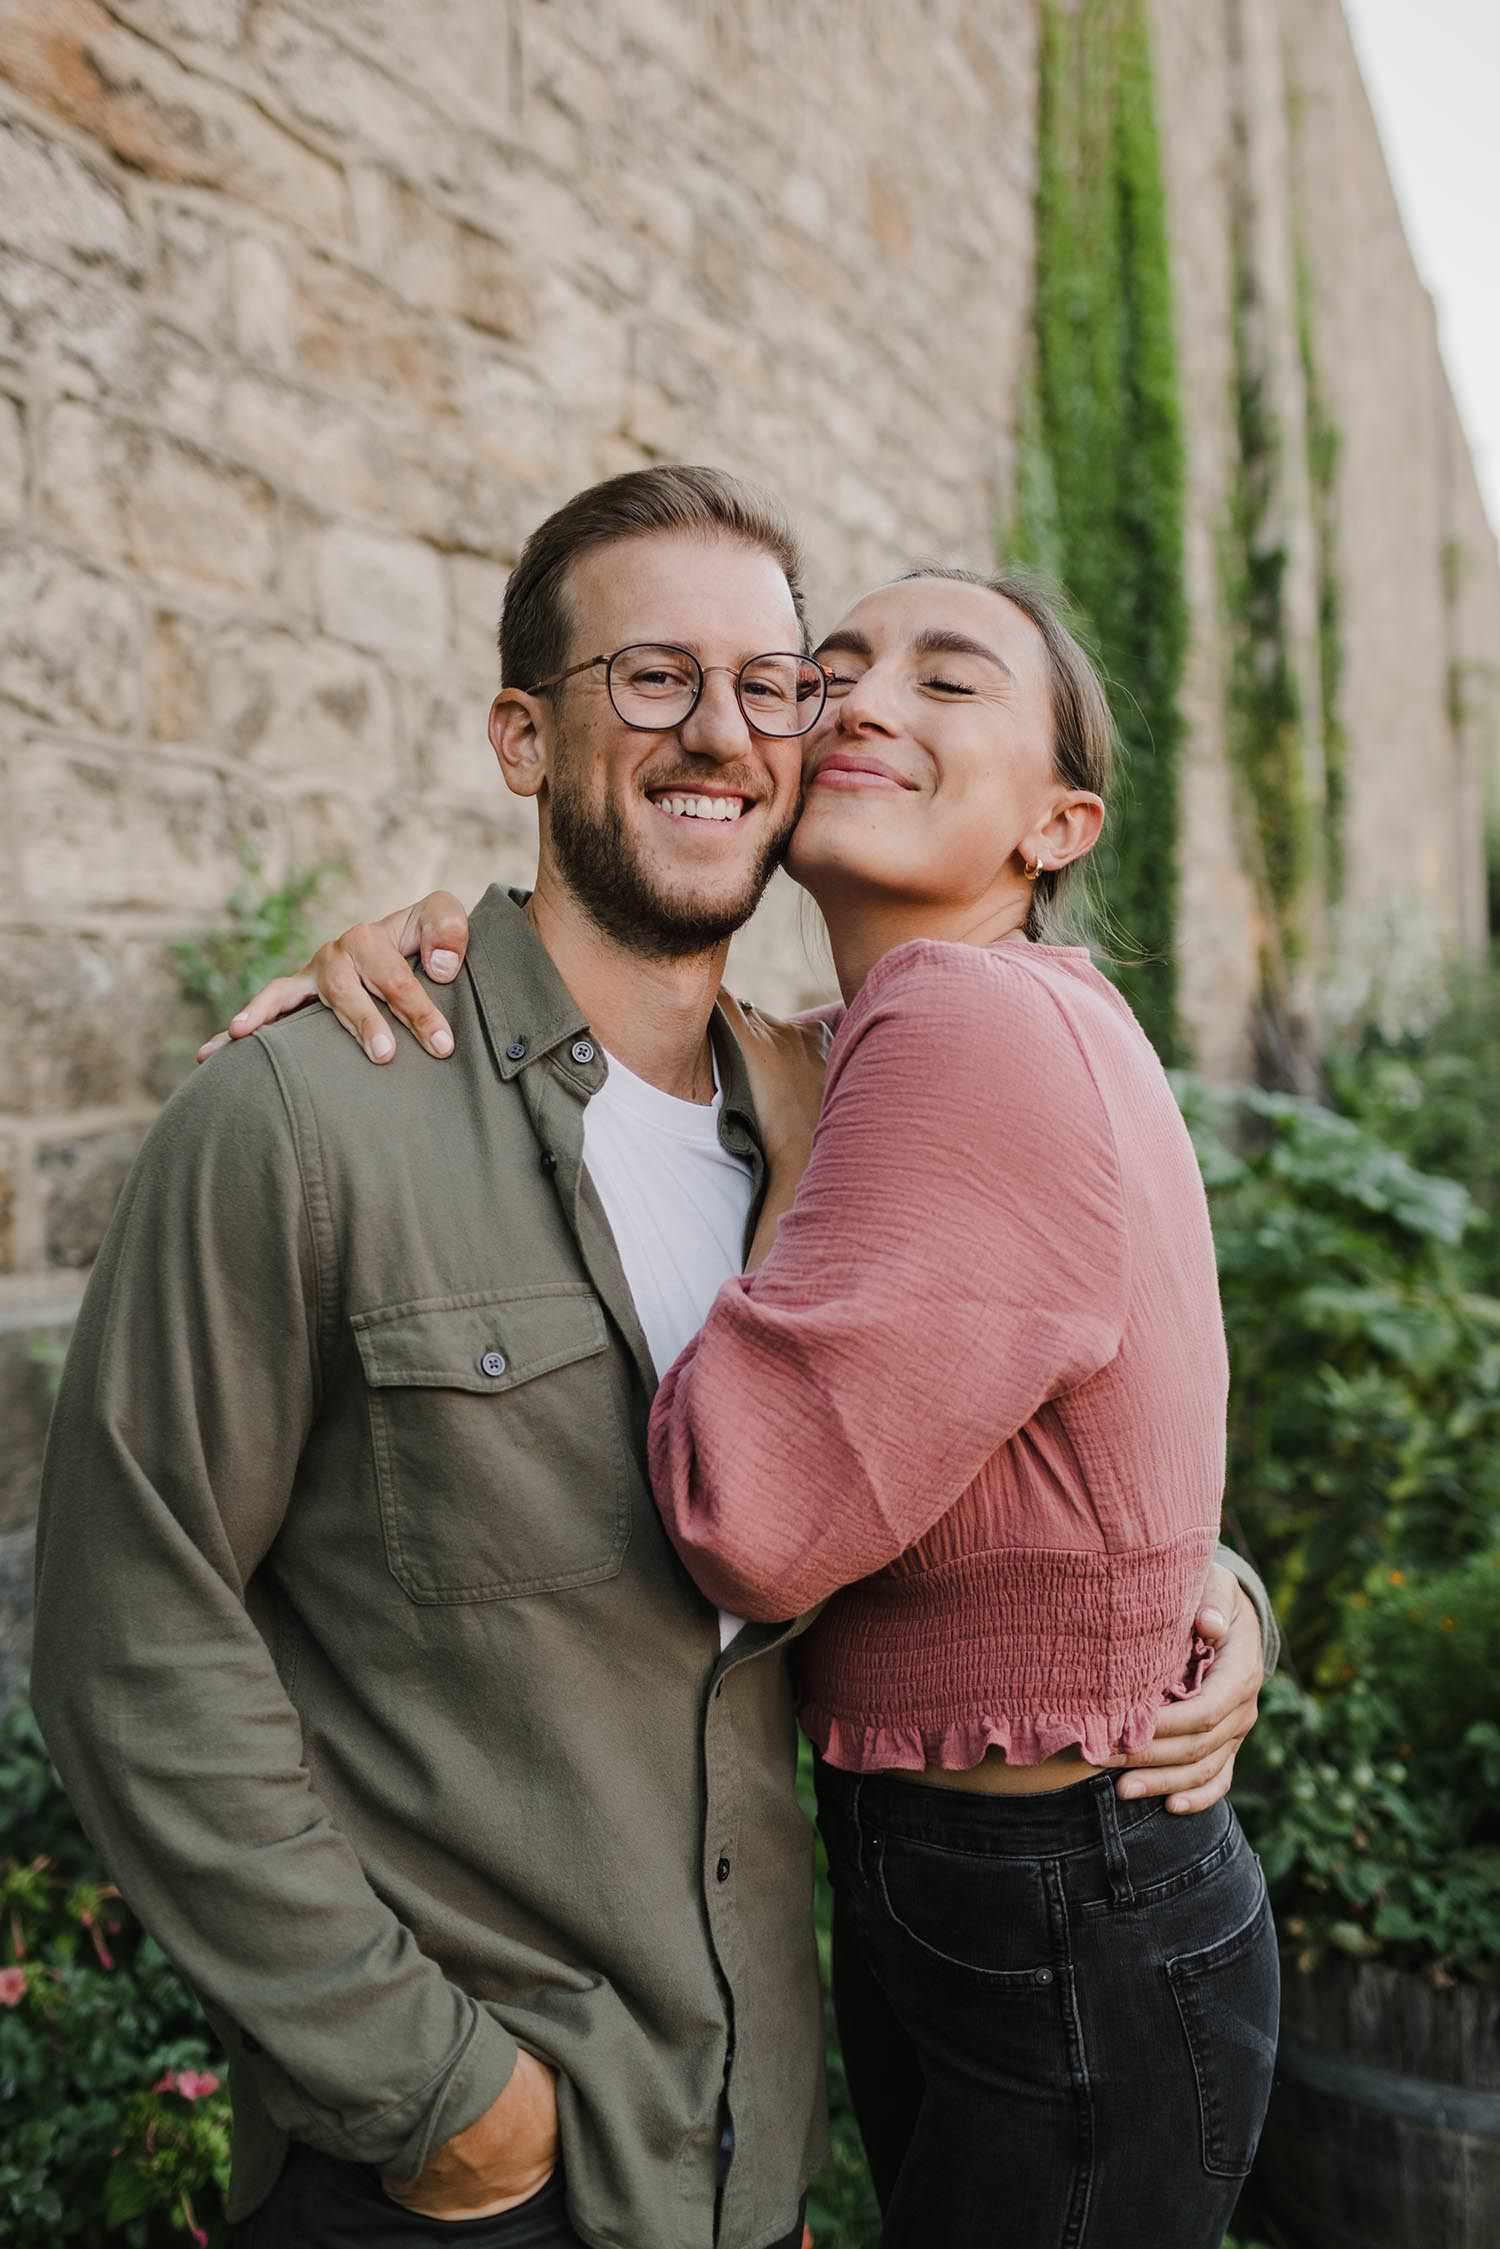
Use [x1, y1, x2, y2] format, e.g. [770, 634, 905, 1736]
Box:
[1255, 1956, 1500, 2249]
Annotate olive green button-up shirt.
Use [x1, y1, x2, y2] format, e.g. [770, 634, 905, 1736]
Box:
[32, 887, 827, 2249]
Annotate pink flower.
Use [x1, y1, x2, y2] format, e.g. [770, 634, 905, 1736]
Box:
[0, 1966, 26, 2008]
[151, 2069, 222, 2102]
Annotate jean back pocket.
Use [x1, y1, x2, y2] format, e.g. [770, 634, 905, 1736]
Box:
[1167, 1868, 1280, 2177]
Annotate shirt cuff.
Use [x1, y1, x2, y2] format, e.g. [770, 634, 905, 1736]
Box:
[1211, 1541, 1281, 1677]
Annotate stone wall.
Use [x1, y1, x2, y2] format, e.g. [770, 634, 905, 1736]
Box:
[1, 0, 1498, 1677]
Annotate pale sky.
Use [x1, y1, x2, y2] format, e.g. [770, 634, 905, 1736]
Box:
[1343, 0, 1500, 542]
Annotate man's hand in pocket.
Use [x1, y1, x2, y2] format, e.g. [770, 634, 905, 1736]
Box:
[382, 2050, 559, 2220]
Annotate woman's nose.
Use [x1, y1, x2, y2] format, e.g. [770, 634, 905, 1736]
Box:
[836, 679, 896, 736]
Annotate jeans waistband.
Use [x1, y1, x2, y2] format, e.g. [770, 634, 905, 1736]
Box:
[815, 1756, 1163, 1861]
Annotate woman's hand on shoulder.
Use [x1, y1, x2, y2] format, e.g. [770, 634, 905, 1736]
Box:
[718, 994, 827, 1165]
[196, 892, 471, 1066]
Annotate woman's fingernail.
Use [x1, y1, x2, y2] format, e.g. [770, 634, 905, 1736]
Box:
[431, 1027, 453, 1056]
[430, 949, 460, 977]
[1116, 1777, 1141, 1799]
[1198, 1608, 1227, 1634]
[371, 1031, 395, 1060]
[232, 1010, 250, 1025]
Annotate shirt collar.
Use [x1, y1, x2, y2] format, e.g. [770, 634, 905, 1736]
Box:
[464, 888, 766, 1156]
[466, 886, 592, 1081]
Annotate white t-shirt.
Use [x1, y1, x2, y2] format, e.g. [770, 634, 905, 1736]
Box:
[581, 1046, 754, 1650]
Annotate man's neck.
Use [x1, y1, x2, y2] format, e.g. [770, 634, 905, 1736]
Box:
[526, 878, 725, 1104]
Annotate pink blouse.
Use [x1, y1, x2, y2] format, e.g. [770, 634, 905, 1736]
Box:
[648, 938, 1229, 1772]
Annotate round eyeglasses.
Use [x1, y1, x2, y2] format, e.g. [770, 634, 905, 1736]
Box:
[527, 642, 829, 739]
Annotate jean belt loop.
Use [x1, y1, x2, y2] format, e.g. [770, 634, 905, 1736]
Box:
[1096, 1779, 1136, 1909]
[850, 1774, 870, 1887]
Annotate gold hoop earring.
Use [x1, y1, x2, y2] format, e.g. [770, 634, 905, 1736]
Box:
[1023, 858, 1045, 883]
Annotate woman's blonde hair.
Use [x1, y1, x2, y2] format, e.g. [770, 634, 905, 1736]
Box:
[896, 564, 1117, 946]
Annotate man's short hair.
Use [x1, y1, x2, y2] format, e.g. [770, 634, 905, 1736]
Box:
[499, 464, 808, 691]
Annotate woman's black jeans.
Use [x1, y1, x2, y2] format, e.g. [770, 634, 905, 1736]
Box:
[815, 1759, 1280, 2249]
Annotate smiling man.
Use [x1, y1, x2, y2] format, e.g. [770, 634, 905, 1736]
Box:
[31, 466, 1271, 2249]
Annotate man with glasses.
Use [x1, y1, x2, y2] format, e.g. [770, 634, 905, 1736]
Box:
[32, 466, 1269, 2249]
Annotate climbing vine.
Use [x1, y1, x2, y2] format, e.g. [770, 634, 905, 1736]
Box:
[1298, 252, 1347, 903]
[1222, 240, 1315, 981]
[1014, 0, 1189, 1060]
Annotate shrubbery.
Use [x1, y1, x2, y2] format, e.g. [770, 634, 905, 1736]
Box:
[0, 1701, 230, 2247]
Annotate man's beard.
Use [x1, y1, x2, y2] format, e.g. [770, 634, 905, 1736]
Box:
[547, 757, 801, 962]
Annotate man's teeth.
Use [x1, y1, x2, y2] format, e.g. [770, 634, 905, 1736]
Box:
[656, 795, 745, 822]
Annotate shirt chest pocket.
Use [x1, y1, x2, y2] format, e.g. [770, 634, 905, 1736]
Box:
[352, 1285, 631, 1603]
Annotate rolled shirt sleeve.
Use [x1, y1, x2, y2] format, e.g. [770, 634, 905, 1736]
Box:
[30, 1039, 516, 2181]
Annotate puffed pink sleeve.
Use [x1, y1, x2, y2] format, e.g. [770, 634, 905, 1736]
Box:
[649, 942, 1130, 1620]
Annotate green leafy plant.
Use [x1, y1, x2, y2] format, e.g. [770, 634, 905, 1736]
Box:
[1328, 948, 1500, 1302]
[1236, 1554, 1500, 1986]
[0, 1699, 230, 2246]
[172, 854, 334, 1027]
[1175, 1074, 1500, 1670]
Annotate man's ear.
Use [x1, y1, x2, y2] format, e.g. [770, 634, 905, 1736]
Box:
[490, 690, 549, 800]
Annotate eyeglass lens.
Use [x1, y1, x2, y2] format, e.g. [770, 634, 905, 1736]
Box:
[606, 645, 825, 737]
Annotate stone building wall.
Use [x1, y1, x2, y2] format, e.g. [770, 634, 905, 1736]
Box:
[1, 0, 1498, 1682]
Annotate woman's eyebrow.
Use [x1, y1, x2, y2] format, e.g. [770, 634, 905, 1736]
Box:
[911, 627, 1016, 682]
[812, 628, 874, 661]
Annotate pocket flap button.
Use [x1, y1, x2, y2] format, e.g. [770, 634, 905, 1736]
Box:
[479, 1350, 508, 1379]
[571, 1039, 596, 1065]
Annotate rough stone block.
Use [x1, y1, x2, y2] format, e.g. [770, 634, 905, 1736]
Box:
[0, 540, 143, 736]
[317, 523, 448, 671]
[331, 0, 511, 131]
[229, 230, 293, 368]
[452, 347, 560, 491]
[292, 253, 459, 419]
[0, 0, 346, 242]
[0, 931, 198, 1117]
[36, 1121, 150, 1270]
[147, 608, 208, 742]
[447, 554, 503, 697]
[221, 370, 386, 519]
[13, 741, 282, 914]
[401, 677, 497, 807]
[0, 244, 146, 404]
[107, 0, 247, 50]
[385, 182, 533, 343]
[532, 273, 629, 422]
[144, 320, 223, 447]
[41, 402, 279, 597]
[250, 8, 467, 194]
[514, 12, 612, 178]
[0, 392, 22, 521]
[380, 424, 537, 558]
[209, 624, 395, 786]
[149, 196, 228, 342]
[0, 109, 142, 277]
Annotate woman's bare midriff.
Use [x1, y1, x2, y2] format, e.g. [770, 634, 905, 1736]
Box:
[890, 1745, 1109, 1796]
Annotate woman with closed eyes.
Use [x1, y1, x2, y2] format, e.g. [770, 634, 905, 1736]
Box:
[215, 563, 1280, 2248]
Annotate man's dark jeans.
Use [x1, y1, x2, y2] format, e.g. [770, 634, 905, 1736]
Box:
[231, 2147, 806, 2248]
[815, 1760, 1280, 2249]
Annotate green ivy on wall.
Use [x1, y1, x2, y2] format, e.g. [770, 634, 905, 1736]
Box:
[1223, 247, 1315, 980]
[1014, 0, 1188, 1060]
[1299, 252, 1348, 904]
